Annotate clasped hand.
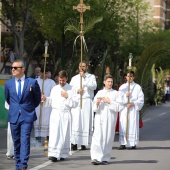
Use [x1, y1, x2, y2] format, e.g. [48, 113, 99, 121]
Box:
[77, 88, 83, 95]
[126, 102, 134, 108]
[61, 91, 68, 98]
[41, 92, 46, 104]
[96, 97, 110, 107]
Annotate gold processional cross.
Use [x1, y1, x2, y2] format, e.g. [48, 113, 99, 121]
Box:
[73, 0, 90, 108]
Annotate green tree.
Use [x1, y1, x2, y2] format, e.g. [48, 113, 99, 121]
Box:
[0, 0, 42, 59]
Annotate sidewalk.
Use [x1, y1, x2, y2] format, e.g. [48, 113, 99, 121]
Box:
[0, 101, 170, 170]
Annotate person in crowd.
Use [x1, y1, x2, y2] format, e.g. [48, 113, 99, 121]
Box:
[70, 61, 97, 150]
[34, 67, 56, 143]
[41, 70, 78, 162]
[90, 74, 129, 165]
[118, 71, 144, 150]
[4, 59, 41, 170]
[163, 82, 169, 102]
[53, 73, 59, 85]
[5, 101, 14, 160]
[30, 66, 41, 79]
[115, 74, 127, 134]
[9, 49, 15, 63]
[47, 71, 52, 79]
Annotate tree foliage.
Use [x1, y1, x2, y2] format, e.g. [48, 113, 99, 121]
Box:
[0, 0, 43, 59]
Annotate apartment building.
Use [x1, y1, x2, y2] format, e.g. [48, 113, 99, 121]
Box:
[147, 0, 170, 30]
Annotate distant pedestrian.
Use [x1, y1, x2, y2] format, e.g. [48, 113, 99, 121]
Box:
[30, 66, 41, 79]
[34, 67, 56, 143]
[5, 102, 14, 160]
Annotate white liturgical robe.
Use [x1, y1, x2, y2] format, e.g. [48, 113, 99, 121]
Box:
[90, 88, 128, 162]
[44, 83, 78, 159]
[34, 78, 56, 137]
[70, 72, 97, 145]
[119, 81, 144, 147]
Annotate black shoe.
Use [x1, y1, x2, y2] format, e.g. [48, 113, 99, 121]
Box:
[91, 159, 101, 165]
[81, 145, 87, 150]
[48, 157, 52, 160]
[46, 136, 49, 141]
[71, 144, 77, 151]
[101, 161, 108, 165]
[7, 155, 14, 160]
[131, 145, 136, 149]
[50, 156, 57, 162]
[35, 137, 41, 143]
[60, 158, 65, 161]
[118, 145, 126, 150]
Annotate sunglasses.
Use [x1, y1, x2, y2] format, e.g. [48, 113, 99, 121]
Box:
[11, 67, 23, 70]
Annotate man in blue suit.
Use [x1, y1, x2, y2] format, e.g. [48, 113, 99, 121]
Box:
[4, 59, 41, 170]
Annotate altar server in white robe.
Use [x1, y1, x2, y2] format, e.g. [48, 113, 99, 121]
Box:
[5, 101, 14, 159]
[91, 74, 129, 165]
[42, 70, 78, 162]
[118, 71, 144, 150]
[34, 67, 56, 141]
[70, 61, 97, 150]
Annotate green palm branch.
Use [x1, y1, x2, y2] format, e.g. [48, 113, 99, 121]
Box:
[64, 16, 103, 35]
[135, 41, 169, 117]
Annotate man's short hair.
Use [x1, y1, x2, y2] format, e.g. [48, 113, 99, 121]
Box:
[58, 70, 68, 78]
[127, 70, 135, 76]
[104, 74, 113, 81]
[13, 59, 25, 68]
[79, 60, 88, 66]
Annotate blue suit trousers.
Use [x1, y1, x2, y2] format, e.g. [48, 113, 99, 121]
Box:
[10, 114, 33, 170]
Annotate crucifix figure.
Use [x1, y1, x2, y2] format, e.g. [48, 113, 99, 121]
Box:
[73, 0, 90, 108]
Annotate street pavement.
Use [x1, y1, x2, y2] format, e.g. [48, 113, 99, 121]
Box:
[0, 101, 170, 170]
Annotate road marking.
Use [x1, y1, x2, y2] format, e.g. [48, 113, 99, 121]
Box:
[30, 146, 82, 170]
[158, 112, 167, 116]
[143, 118, 151, 122]
[143, 112, 168, 123]
[29, 161, 52, 170]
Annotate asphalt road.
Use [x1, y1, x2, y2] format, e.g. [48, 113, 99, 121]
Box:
[0, 101, 170, 170]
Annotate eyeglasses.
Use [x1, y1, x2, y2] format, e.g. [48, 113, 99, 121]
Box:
[10, 67, 23, 70]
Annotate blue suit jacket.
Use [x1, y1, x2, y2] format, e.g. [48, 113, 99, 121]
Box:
[4, 76, 41, 124]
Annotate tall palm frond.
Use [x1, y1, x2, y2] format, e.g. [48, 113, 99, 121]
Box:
[64, 17, 103, 35]
[135, 41, 170, 117]
[84, 17, 103, 33]
[135, 41, 169, 86]
[94, 46, 111, 89]
[64, 19, 80, 34]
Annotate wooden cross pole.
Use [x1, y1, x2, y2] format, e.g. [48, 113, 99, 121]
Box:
[126, 53, 133, 140]
[73, 0, 90, 108]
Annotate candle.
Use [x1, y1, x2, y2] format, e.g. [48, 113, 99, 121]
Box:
[129, 58, 132, 66]
[44, 41, 49, 54]
[128, 53, 133, 67]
